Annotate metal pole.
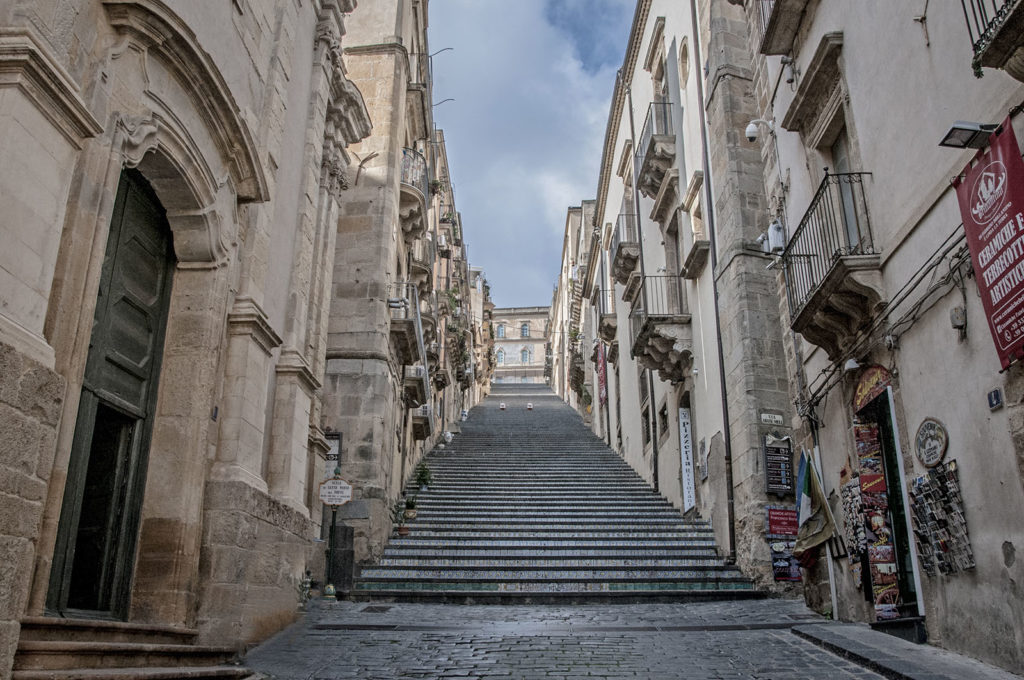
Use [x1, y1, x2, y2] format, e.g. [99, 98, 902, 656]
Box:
[326, 506, 337, 588]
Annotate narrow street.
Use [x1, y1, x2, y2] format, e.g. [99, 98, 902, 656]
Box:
[245, 388, 1017, 680]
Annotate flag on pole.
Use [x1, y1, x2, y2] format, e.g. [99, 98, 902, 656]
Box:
[794, 449, 836, 566]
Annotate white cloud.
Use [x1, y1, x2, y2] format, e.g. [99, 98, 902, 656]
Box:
[428, 0, 630, 308]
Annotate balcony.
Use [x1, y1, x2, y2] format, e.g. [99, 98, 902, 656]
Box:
[635, 102, 675, 201]
[411, 403, 434, 440]
[754, 0, 812, 56]
[961, 0, 1024, 80]
[432, 364, 451, 390]
[780, 172, 884, 360]
[596, 289, 617, 343]
[629, 276, 693, 384]
[399, 148, 428, 242]
[419, 293, 438, 343]
[388, 282, 425, 366]
[611, 212, 641, 286]
[403, 364, 429, 407]
[410, 237, 435, 292]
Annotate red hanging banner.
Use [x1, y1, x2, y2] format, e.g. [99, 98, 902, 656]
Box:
[597, 342, 607, 405]
[954, 117, 1024, 369]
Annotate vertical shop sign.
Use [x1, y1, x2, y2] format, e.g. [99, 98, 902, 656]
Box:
[597, 343, 607, 405]
[763, 434, 795, 496]
[678, 408, 695, 513]
[954, 117, 1024, 369]
[855, 421, 901, 620]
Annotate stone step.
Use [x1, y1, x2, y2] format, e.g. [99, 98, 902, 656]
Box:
[358, 568, 748, 581]
[17, 618, 197, 645]
[400, 518, 704, 527]
[406, 512, 692, 521]
[376, 557, 730, 568]
[12, 667, 254, 680]
[13, 642, 238, 672]
[393, 529, 717, 538]
[381, 547, 721, 557]
[385, 538, 719, 548]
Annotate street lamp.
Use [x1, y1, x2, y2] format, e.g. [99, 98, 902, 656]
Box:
[938, 121, 999, 149]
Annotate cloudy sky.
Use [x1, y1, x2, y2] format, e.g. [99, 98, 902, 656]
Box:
[428, 0, 634, 308]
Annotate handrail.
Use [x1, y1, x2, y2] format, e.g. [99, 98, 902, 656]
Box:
[400, 148, 428, 199]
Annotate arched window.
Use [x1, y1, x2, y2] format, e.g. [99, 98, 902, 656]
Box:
[496, 349, 504, 364]
[497, 325, 505, 338]
[521, 348, 529, 363]
[520, 323, 529, 338]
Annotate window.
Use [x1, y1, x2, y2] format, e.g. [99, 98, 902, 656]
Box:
[641, 406, 651, 445]
[520, 323, 529, 338]
[521, 349, 529, 363]
[497, 325, 505, 338]
[496, 349, 504, 364]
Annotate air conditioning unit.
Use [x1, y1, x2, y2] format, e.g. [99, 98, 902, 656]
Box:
[437, 234, 447, 248]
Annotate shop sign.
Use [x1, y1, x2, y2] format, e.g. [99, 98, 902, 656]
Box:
[679, 408, 696, 513]
[763, 433, 794, 496]
[852, 366, 891, 412]
[766, 507, 798, 536]
[914, 418, 948, 468]
[954, 117, 1024, 369]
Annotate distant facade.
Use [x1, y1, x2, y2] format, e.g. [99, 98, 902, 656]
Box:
[492, 307, 549, 384]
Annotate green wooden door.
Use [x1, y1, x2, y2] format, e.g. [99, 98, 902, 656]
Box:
[48, 170, 175, 617]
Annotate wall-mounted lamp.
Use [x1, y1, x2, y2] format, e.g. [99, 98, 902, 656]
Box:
[938, 121, 998, 149]
[843, 358, 861, 373]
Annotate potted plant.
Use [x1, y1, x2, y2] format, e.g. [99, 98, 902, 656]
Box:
[393, 498, 409, 536]
[415, 461, 432, 490]
[404, 495, 417, 521]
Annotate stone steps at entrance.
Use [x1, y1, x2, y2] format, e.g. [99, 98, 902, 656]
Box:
[353, 386, 758, 601]
[12, 619, 252, 679]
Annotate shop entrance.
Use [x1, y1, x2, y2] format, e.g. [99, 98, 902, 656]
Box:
[47, 170, 175, 618]
[853, 389, 919, 620]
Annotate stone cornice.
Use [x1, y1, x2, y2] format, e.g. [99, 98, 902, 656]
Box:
[0, 29, 103, 147]
[594, 0, 652, 239]
[227, 297, 282, 355]
[276, 347, 322, 392]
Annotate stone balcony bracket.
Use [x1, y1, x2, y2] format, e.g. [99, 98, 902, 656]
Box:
[399, 192, 427, 244]
[389, 317, 422, 366]
[791, 254, 885, 361]
[681, 239, 710, 280]
[612, 241, 641, 286]
[650, 168, 679, 224]
[607, 341, 620, 365]
[971, 0, 1024, 81]
[759, 0, 811, 56]
[631, 316, 693, 384]
[623, 270, 643, 304]
[637, 135, 676, 200]
[598, 313, 618, 343]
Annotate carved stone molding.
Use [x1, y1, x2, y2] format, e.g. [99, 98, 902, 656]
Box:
[612, 243, 641, 285]
[637, 137, 676, 200]
[276, 347, 322, 393]
[632, 316, 693, 384]
[227, 296, 282, 355]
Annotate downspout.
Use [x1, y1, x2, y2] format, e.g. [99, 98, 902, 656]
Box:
[690, 0, 736, 563]
[626, 80, 660, 493]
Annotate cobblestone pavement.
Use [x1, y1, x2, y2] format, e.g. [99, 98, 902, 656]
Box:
[245, 599, 884, 679]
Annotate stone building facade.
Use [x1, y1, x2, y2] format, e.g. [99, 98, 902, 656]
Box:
[551, 0, 793, 592]
[492, 307, 549, 384]
[0, 0, 489, 676]
[742, 0, 1024, 671]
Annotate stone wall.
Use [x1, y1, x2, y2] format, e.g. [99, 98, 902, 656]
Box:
[0, 342, 64, 679]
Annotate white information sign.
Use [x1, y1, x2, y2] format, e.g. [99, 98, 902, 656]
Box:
[679, 408, 696, 513]
[760, 412, 784, 426]
[319, 477, 353, 507]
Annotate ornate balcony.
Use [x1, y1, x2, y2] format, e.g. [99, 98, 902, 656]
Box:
[780, 172, 884, 360]
[754, 0, 812, 56]
[410, 237, 435, 293]
[403, 364, 429, 407]
[629, 275, 692, 384]
[432, 364, 451, 390]
[961, 0, 1024, 80]
[411, 403, 434, 440]
[596, 289, 617, 343]
[611, 212, 640, 285]
[419, 294, 438, 343]
[388, 282, 425, 365]
[635, 102, 675, 201]
[399, 148, 428, 242]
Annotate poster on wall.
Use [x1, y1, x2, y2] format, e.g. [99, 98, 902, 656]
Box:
[855, 420, 902, 620]
[954, 116, 1024, 369]
[765, 506, 800, 582]
[678, 408, 696, 513]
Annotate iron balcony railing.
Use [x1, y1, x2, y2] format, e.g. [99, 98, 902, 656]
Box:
[388, 281, 427, 367]
[610, 212, 639, 254]
[780, 171, 874, 316]
[636, 101, 673, 163]
[960, 0, 1017, 70]
[597, 288, 616, 316]
[628, 275, 686, 348]
[400, 147, 428, 199]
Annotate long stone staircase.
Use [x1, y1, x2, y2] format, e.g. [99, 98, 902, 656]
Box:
[353, 384, 759, 602]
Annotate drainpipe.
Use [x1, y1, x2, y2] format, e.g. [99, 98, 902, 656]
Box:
[626, 81, 660, 493]
[690, 0, 736, 563]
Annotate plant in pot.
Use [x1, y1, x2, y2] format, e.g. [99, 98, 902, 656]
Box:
[415, 461, 432, 491]
[404, 495, 417, 521]
[392, 498, 409, 536]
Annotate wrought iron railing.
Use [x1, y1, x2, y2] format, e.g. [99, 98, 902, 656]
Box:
[780, 171, 874, 316]
[400, 148, 428, 199]
[596, 288, 616, 316]
[636, 101, 673, 162]
[387, 281, 427, 368]
[628, 275, 685, 348]
[960, 0, 1017, 71]
[611, 212, 639, 255]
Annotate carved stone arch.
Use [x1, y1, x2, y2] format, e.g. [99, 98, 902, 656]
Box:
[102, 0, 269, 205]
